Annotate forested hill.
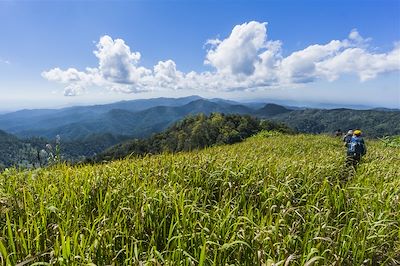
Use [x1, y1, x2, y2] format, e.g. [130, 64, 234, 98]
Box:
[0, 131, 128, 170]
[92, 113, 293, 162]
[1, 96, 398, 141]
[270, 108, 400, 137]
[0, 129, 31, 169]
[0, 98, 252, 140]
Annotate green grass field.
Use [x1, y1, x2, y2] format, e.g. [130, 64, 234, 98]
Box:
[0, 133, 399, 265]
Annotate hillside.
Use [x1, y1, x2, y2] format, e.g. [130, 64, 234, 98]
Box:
[255, 103, 292, 117]
[0, 131, 128, 170]
[272, 108, 400, 137]
[0, 96, 203, 139]
[0, 133, 399, 265]
[0, 129, 37, 169]
[0, 97, 399, 168]
[1, 99, 254, 140]
[93, 113, 293, 162]
[0, 96, 398, 141]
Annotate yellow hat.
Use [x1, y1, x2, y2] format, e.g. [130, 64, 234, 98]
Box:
[354, 130, 362, 136]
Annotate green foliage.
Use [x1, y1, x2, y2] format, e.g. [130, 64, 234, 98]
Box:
[95, 113, 293, 162]
[379, 135, 400, 148]
[0, 98, 251, 141]
[0, 132, 128, 170]
[0, 133, 399, 265]
[272, 109, 400, 137]
[0, 130, 38, 170]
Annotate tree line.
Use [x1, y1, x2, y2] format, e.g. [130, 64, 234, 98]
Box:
[91, 113, 293, 162]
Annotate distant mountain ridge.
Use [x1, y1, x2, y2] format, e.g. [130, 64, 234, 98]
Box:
[1, 96, 399, 169]
[255, 103, 292, 117]
[0, 98, 254, 140]
[271, 108, 400, 137]
[0, 96, 399, 141]
[0, 96, 203, 137]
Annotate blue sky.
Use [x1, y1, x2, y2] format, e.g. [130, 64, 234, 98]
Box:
[0, 0, 399, 111]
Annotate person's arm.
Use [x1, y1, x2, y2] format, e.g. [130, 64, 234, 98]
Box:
[343, 135, 349, 146]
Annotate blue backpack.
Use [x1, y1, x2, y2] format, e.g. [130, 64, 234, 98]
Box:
[348, 137, 365, 155]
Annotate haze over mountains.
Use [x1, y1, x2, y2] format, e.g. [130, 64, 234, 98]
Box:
[0, 95, 399, 169]
[0, 96, 249, 139]
[0, 96, 399, 141]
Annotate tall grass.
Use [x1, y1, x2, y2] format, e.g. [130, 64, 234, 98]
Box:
[0, 133, 399, 265]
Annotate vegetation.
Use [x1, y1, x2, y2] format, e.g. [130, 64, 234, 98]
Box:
[0, 98, 252, 141]
[0, 131, 128, 170]
[0, 130, 38, 170]
[0, 96, 202, 140]
[0, 132, 399, 265]
[1, 97, 398, 141]
[93, 113, 293, 162]
[379, 135, 400, 148]
[271, 108, 400, 138]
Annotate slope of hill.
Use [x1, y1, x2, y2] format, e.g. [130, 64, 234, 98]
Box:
[93, 113, 292, 162]
[10, 99, 254, 140]
[255, 103, 292, 117]
[0, 96, 398, 140]
[0, 129, 37, 169]
[272, 108, 400, 137]
[0, 96, 204, 138]
[1, 133, 398, 265]
[0, 131, 128, 169]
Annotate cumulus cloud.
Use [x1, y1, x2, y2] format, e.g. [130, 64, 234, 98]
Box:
[205, 21, 267, 75]
[94, 35, 149, 84]
[42, 67, 91, 83]
[42, 67, 96, 96]
[316, 43, 400, 81]
[63, 84, 85, 96]
[42, 22, 400, 96]
[279, 40, 345, 83]
[153, 60, 184, 89]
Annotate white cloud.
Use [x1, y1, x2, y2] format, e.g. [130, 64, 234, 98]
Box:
[348, 28, 371, 47]
[153, 60, 184, 89]
[205, 21, 267, 75]
[94, 35, 148, 84]
[63, 84, 85, 96]
[42, 22, 400, 96]
[42, 67, 91, 83]
[279, 40, 345, 83]
[316, 43, 400, 82]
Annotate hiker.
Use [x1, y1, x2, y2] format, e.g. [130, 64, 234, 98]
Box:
[343, 130, 353, 146]
[346, 129, 367, 167]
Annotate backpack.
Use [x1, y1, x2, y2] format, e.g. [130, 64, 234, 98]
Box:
[348, 137, 365, 155]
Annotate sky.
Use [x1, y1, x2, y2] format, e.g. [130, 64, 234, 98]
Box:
[0, 0, 399, 111]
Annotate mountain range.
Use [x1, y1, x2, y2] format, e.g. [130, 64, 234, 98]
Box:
[0, 95, 399, 169]
[0, 96, 399, 141]
[0, 96, 259, 140]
